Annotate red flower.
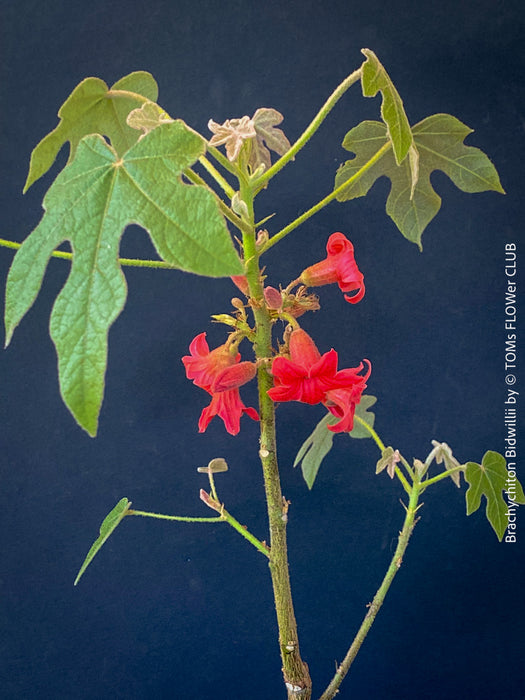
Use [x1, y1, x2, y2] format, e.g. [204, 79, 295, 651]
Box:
[182, 333, 258, 435]
[300, 232, 365, 304]
[197, 390, 259, 435]
[267, 328, 370, 433]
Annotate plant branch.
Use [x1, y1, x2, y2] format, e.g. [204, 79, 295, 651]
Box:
[318, 477, 422, 700]
[127, 509, 222, 523]
[206, 143, 241, 176]
[353, 414, 386, 452]
[199, 490, 270, 558]
[420, 466, 465, 491]
[253, 68, 363, 192]
[198, 155, 236, 198]
[183, 168, 252, 235]
[242, 181, 312, 698]
[260, 141, 391, 253]
[0, 238, 180, 269]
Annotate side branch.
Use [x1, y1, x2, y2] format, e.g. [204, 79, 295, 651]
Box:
[253, 68, 363, 191]
[261, 141, 391, 253]
[318, 481, 421, 700]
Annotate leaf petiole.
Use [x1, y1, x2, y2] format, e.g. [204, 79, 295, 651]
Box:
[197, 155, 236, 198]
[260, 141, 391, 253]
[419, 466, 465, 491]
[128, 509, 222, 523]
[0, 238, 180, 270]
[252, 67, 363, 192]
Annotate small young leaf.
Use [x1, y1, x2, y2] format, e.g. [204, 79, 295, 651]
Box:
[465, 451, 525, 541]
[360, 49, 414, 167]
[6, 121, 241, 435]
[432, 440, 463, 487]
[348, 395, 377, 439]
[294, 413, 336, 489]
[248, 108, 292, 172]
[24, 72, 159, 191]
[335, 114, 504, 248]
[376, 447, 400, 479]
[74, 498, 131, 586]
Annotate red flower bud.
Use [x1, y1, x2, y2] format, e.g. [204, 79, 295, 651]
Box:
[300, 232, 365, 304]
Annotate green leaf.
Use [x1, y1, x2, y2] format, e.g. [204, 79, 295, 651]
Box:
[335, 114, 504, 248]
[294, 394, 378, 488]
[294, 413, 336, 489]
[360, 49, 414, 166]
[465, 451, 525, 541]
[24, 71, 158, 191]
[6, 121, 242, 435]
[74, 498, 131, 586]
[348, 395, 377, 439]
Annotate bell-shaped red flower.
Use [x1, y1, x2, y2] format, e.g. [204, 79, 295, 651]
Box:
[182, 333, 258, 435]
[267, 328, 370, 432]
[300, 232, 365, 304]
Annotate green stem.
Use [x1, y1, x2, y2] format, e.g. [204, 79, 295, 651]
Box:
[353, 415, 413, 493]
[253, 68, 363, 192]
[353, 414, 386, 452]
[183, 168, 252, 235]
[221, 506, 271, 558]
[394, 465, 412, 496]
[127, 509, 222, 523]
[261, 141, 391, 253]
[241, 181, 312, 698]
[420, 466, 465, 491]
[129, 504, 270, 559]
[0, 238, 180, 269]
[206, 143, 241, 177]
[200, 490, 271, 558]
[198, 155, 236, 198]
[318, 478, 422, 700]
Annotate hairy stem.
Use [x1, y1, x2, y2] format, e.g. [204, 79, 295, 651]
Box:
[253, 68, 363, 192]
[183, 168, 252, 235]
[420, 466, 464, 491]
[0, 238, 180, 269]
[242, 182, 312, 699]
[199, 489, 271, 558]
[261, 141, 391, 253]
[198, 155, 236, 198]
[318, 479, 421, 700]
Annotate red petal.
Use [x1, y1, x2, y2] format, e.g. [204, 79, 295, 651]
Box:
[326, 232, 353, 256]
[188, 332, 209, 357]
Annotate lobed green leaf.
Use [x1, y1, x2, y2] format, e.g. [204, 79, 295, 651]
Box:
[335, 114, 504, 248]
[360, 49, 414, 167]
[294, 395, 377, 488]
[294, 414, 336, 489]
[465, 451, 525, 541]
[24, 72, 158, 192]
[74, 498, 131, 585]
[6, 121, 242, 435]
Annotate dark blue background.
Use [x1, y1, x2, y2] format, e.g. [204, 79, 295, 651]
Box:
[1, 1, 523, 698]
